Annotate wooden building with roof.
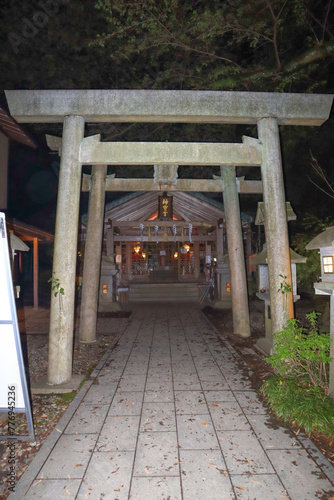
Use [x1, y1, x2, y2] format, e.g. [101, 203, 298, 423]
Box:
[81, 191, 252, 305]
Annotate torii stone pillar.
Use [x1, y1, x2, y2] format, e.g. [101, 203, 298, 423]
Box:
[48, 115, 85, 385]
[222, 165, 250, 338]
[79, 165, 107, 343]
[257, 117, 293, 353]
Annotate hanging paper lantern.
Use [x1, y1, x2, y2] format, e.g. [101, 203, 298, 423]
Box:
[189, 223, 193, 243]
[172, 224, 177, 242]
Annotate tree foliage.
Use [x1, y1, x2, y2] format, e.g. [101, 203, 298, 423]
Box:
[0, 0, 333, 92]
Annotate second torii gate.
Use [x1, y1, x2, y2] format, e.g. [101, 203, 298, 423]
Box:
[47, 132, 262, 346]
[5, 89, 333, 385]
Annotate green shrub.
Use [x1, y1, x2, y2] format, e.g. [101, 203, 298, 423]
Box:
[266, 312, 330, 392]
[261, 312, 333, 437]
[261, 377, 334, 438]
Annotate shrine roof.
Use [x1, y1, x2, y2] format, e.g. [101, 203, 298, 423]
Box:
[93, 191, 253, 225]
[306, 226, 334, 250]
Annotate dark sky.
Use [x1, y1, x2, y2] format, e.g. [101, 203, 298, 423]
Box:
[2, 0, 334, 232]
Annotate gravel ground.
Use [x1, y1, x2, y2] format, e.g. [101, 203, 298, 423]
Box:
[0, 307, 129, 499]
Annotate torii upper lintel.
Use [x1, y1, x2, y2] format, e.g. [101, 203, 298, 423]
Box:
[5, 89, 333, 126]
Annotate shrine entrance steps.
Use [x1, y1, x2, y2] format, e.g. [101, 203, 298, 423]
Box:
[129, 282, 199, 303]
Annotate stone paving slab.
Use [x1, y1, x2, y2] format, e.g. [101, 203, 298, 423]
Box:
[177, 414, 220, 450]
[266, 448, 334, 499]
[25, 479, 81, 499]
[77, 451, 135, 500]
[218, 430, 275, 474]
[233, 390, 268, 414]
[38, 434, 98, 479]
[209, 401, 251, 431]
[64, 404, 109, 434]
[230, 474, 289, 500]
[108, 390, 144, 416]
[175, 390, 209, 415]
[247, 413, 302, 449]
[133, 431, 179, 476]
[9, 305, 334, 499]
[129, 476, 182, 500]
[82, 383, 118, 404]
[97, 415, 141, 452]
[140, 402, 176, 432]
[179, 449, 234, 500]
[144, 389, 173, 403]
[205, 389, 237, 402]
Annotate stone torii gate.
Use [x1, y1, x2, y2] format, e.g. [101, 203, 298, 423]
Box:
[48, 132, 261, 347]
[5, 90, 333, 385]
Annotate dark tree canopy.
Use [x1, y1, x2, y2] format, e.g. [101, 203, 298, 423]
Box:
[0, 0, 333, 226]
[1, 0, 333, 92]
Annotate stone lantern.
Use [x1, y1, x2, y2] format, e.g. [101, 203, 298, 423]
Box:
[251, 246, 306, 354]
[306, 226, 334, 395]
[252, 200, 306, 354]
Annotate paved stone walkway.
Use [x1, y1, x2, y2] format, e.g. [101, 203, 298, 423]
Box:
[11, 306, 334, 499]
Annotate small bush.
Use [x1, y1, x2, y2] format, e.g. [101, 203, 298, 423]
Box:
[261, 377, 334, 438]
[265, 312, 330, 392]
[261, 312, 333, 437]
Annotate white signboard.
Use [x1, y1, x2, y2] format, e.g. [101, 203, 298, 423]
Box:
[0, 213, 35, 441]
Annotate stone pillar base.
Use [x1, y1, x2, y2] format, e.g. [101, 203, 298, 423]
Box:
[211, 299, 232, 310]
[256, 337, 273, 356]
[98, 301, 121, 313]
